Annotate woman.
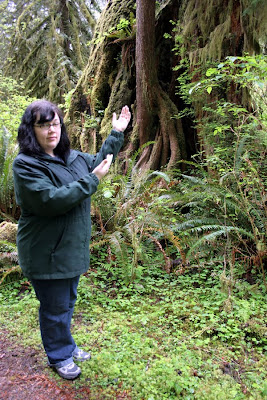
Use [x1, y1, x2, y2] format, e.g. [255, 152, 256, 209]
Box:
[13, 99, 131, 379]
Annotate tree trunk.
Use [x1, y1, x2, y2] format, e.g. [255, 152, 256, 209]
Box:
[66, 0, 136, 151]
[136, 0, 157, 146]
[135, 0, 187, 170]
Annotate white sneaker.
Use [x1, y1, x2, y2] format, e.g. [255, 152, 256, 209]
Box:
[73, 347, 91, 362]
[55, 362, 81, 379]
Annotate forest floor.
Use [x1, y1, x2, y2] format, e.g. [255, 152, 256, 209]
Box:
[0, 330, 130, 400]
[0, 269, 266, 400]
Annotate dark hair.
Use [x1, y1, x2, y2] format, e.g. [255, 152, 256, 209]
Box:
[17, 99, 70, 162]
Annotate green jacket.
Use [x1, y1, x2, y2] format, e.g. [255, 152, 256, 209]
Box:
[13, 129, 124, 280]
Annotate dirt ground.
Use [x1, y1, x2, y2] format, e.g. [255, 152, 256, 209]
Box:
[0, 333, 85, 400]
[0, 332, 130, 400]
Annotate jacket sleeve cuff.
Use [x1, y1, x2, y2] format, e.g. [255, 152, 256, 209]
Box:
[111, 129, 124, 135]
[90, 173, 99, 186]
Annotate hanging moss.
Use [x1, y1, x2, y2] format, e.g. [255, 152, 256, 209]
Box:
[4, 0, 96, 103]
[241, 0, 267, 53]
[178, 0, 267, 67]
[100, 65, 133, 139]
[190, 16, 232, 64]
[67, 0, 136, 147]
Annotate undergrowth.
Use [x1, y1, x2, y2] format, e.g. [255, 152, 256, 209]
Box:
[0, 263, 266, 399]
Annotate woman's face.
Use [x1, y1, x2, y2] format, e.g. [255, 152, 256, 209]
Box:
[34, 113, 61, 156]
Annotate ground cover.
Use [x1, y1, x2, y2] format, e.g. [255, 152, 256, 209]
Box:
[0, 264, 266, 399]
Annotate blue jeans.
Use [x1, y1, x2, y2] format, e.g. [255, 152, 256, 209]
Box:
[31, 276, 80, 367]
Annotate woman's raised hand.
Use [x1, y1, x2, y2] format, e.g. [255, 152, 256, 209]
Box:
[92, 106, 131, 181]
[112, 105, 131, 132]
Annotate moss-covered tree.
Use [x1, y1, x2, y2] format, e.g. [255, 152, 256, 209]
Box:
[67, 0, 267, 170]
[66, 0, 136, 153]
[2, 0, 101, 103]
[173, 0, 267, 161]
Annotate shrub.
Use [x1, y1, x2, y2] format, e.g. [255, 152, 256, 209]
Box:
[174, 54, 267, 282]
[0, 72, 35, 220]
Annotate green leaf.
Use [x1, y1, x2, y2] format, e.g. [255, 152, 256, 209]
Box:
[148, 171, 170, 183]
[103, 190, 113, 198]
[206, 68, 218, 76]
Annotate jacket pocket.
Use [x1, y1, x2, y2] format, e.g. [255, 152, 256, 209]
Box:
[51, 226, 65, 257]
[50, 215, 89, 272]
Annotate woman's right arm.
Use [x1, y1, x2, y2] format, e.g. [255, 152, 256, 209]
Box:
[13, 159, 99, 217]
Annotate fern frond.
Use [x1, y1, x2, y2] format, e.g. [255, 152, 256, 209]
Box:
[181, 174, 208, 185]
[108, 231, 129, 263]
[143, 232, 171, 272]
[145, 226, 186, 264]
[147, 171, 171, 183]
[90, 239, 109, 249]
[187, 225, 256, 258]
[173, 218, 219, 232]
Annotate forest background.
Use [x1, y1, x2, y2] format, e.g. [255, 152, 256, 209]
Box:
[0, 0, 266, 399]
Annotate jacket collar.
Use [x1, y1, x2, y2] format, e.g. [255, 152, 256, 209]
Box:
[66, 150, 79, 165]
[31, 149, 79, 165]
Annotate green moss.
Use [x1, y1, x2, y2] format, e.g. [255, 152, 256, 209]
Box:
[67, 0, 135, 147]
[178, 0, 266, 66]
[100, 67, 133, 139]
[0, 222, 17, 244]
[190, 16, 232, 64]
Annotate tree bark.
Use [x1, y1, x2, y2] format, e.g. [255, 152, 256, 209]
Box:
[136, 0, 157, 146]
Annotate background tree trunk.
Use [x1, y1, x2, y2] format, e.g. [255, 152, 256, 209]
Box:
[66, 0, 136, 152]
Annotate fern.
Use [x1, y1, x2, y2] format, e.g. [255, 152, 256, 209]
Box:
[187, 226, 256, 258]
[176, 165, 266, 280]
[90, 159, 183, 280]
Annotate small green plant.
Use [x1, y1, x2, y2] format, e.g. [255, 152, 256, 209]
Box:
[93, 12, 136, 45]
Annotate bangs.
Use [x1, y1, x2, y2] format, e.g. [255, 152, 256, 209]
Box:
[28, 100, 62, 125]
[35, 107, 56, 124]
